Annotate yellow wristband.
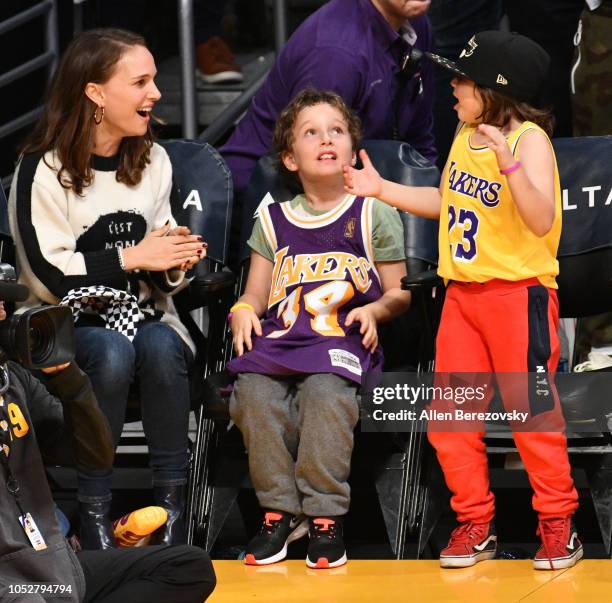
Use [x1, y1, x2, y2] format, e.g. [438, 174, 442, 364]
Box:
[230, 302, 255, 313]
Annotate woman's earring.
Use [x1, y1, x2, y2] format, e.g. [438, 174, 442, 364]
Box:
[93, 105, 105, 125]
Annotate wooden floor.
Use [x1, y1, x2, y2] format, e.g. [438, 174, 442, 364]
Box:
[209, 560, 611, 602]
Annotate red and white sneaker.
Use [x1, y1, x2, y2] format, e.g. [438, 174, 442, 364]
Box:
[439, 521, 497, 568]
[534, 517, 583, 570]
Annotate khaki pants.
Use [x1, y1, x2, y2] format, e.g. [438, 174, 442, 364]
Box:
[571, 5, 612, 136]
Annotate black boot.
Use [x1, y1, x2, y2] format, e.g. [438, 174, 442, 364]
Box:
[79, 500, 117, 550]
[150, 484, 187, 545]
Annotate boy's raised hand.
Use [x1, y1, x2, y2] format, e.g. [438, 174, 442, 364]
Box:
[345, 305, 378, 353]
[231, 307, 262, 356]
[343, 149, 383, 198]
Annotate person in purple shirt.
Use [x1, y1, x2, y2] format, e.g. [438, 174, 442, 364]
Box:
[220, 0, 436, 196]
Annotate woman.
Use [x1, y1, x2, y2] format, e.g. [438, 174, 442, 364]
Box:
[9, 28, 206, 549]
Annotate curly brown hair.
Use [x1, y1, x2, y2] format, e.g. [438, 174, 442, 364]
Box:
[22, 28, 155, 196]
[272, 89, 362, 188]
[475, 84, 554, 137]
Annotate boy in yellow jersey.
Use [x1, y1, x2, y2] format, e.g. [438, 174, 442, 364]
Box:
[343, 31, 581, 571]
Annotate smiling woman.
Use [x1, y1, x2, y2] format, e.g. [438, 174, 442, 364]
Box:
[22, 29, 160, 195]
[9, 28, 207, 551]
[84, 43, 161, 156]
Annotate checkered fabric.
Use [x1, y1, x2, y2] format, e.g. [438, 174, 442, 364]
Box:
[60, 286, 150, 341]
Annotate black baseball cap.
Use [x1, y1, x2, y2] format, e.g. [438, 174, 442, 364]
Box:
[427, 31, 551, 104]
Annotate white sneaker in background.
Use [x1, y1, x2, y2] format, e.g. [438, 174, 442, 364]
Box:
[573, 349, 612, 372]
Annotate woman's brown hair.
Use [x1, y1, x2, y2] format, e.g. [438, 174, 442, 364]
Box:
[475, 84, 554, 137]
[272, 88, 362, 188]
[22, 28, 154, 195]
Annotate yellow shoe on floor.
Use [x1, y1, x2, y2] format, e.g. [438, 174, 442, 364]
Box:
[113, 506, 168, 547]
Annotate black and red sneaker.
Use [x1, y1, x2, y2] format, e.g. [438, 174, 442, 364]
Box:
[439, 521, 497, 568]
[534, 517, 583, 570]
[244, 510, 307, 566]
[306, 516, 347, 569]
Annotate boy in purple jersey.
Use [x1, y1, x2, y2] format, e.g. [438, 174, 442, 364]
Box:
[227, 90, 410, 568]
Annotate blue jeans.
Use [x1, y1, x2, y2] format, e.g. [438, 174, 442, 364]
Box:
[75, 321, 193, 502]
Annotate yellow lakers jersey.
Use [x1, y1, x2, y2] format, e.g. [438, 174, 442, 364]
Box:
[438, 121, 562, 288]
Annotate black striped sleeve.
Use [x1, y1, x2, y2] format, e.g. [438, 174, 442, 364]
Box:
[15, 153, 128, 299]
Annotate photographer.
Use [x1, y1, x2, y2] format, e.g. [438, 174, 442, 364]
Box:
[0, 281, 216, 602]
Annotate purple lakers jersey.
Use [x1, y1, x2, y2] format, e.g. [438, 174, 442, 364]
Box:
[228, 194, 384, 384]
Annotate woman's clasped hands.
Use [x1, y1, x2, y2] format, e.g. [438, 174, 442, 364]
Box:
[122, 223, 207, 272]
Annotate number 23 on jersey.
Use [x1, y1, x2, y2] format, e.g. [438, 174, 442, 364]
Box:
[448, 204, 480, 262]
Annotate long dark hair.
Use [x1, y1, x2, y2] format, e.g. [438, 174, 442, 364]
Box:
[22, 28, 155, 195]
[476, 85, 554, 137]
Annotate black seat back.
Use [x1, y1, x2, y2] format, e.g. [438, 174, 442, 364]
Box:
[554, 136, 612, 318]
[157, 140, 235, 394]
[0, 185, 14, 266]
[159, 139, 233, 268]
[360, 141, 439, 275]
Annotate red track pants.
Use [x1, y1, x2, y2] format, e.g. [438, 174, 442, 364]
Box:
[428, 278, 579, 522]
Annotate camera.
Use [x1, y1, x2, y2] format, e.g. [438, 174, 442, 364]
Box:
[0, 263, 75, 369]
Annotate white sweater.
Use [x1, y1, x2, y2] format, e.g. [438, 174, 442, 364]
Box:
[8, 142, 194, 353]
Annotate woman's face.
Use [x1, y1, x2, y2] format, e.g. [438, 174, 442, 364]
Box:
[89, 45, 161, 146]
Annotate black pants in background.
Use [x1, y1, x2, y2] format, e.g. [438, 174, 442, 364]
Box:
[78, 545, 216, 603]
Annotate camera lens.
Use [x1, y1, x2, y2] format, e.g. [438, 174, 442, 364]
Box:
[28, 313, 55, 364]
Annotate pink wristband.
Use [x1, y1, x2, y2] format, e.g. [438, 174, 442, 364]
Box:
[500, 160, 521, 175]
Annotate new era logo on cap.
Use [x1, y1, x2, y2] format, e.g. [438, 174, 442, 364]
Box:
[496, 74, 508, 85]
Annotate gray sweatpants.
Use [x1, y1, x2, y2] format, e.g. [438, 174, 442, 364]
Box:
[229, 373, 359, 517]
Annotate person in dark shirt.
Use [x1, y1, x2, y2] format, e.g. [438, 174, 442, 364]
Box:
[0, 295, 216, 603]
